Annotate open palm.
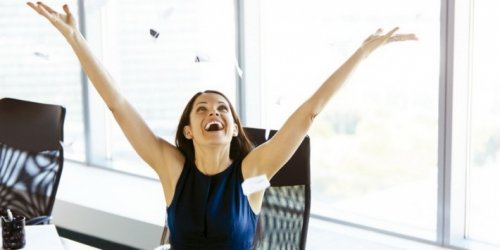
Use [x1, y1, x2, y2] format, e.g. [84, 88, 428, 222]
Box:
[361, 27, 418, 57]
[27, 2, 78, 37]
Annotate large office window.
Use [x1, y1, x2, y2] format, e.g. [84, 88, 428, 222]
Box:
[255, 0, 439, 241]
[467, 1, 500, 244]
[1, 0, 236, 178]
[0, 0, 85, 161]
[85, 0, 237, 177]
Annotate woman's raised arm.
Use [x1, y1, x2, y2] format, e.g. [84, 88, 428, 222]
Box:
[243, 27, 417, 179]
[27, 2, 184, 173]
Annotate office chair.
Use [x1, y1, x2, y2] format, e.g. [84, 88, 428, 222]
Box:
[245, 127, 311, 250]
[159, 127, 311, 250]
[0, 98, 66, 225]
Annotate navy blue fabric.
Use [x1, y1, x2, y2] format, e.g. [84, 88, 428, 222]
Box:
[167, 159, 258, 250]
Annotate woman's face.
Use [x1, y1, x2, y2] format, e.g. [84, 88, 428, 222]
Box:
[184, 93, 238, 147]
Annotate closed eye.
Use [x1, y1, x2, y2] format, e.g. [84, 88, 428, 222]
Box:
[196, 106, 207, 112]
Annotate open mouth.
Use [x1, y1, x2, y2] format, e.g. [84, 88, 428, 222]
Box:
[204, 121, 224, 132]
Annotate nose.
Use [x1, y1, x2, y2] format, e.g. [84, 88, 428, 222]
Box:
[209, 109, 220, 116]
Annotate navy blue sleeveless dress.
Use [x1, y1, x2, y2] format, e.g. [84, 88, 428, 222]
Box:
[167, 159, 258, 249]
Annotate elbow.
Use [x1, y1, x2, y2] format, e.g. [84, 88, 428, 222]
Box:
[309, 111, 319, 124]
[299, 102, 320, 124]
[310, 112, 318, 122]
[107, 97, 127, 115]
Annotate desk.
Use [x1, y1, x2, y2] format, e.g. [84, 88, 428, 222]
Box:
[61, 237, 100, 250]
[1, 224, 98, 250]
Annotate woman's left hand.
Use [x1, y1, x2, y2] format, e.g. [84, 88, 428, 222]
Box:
[27, 2, 78, 39]
[360, 27, 418, 57]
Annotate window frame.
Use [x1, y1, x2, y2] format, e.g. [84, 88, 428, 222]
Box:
[45, 0, 498, 248]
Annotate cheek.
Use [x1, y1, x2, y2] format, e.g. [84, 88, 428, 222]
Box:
[188, 116, 201, 130]
[189, 112, 200, 123]
[224, 114, 236, 125]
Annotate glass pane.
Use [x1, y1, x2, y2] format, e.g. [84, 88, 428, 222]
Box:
[259, 0, 439, 239]
[97, 0, 237, 177]
[468, 0, 500, 246]
[0, 0, 85, 161]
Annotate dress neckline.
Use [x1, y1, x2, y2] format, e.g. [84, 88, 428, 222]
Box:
[193, 160, 236, 177]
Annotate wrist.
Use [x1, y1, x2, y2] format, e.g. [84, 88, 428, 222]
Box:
[64, 30, 83, 44]
[355, 47, 369, 59]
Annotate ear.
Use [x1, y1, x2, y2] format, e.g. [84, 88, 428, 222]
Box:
[184, 126, 193, 140]
[233, 124, 239, 137]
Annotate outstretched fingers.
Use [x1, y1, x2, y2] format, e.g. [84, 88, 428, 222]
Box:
[364, 28, 384, 43]
[384, 27, 418, 43]
[62, 4, 72, 17]
[26, 2, 44, 15]
[388, 33, 418, 42]
[384, 27, 399, 40]
[360, 27, 417, 57]
[26, 2, 55, 20]
[27, 2, 72, 23]
[37, 2, 57, 14]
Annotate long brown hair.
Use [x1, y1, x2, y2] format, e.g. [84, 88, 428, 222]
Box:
[175, 90, 254, 162]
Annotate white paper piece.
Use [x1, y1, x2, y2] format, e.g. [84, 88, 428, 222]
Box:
[242, 175, 270, 196]
[149, 6, 175, 40]
[234, 58, 243, 78]
[59, 139, 77, 153]
[33, 51, 49, 60]
[194, 51, 210, 63]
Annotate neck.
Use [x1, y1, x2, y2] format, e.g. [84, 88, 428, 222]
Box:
[194, 144, 232, 175]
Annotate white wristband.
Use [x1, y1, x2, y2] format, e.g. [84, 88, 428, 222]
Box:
[242, 175, 270, 196]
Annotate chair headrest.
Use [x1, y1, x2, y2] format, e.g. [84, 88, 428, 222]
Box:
[0, 98, 66, 152]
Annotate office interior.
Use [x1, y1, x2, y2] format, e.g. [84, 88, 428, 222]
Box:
[1, 0, 499, 249]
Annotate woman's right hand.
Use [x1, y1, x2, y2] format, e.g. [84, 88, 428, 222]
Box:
[359, 27, 417, 58]
[27, 2, 78, 38]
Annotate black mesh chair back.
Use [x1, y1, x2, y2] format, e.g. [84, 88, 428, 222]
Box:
[0, 98, 66, 225]
[244, 127, 311, 250]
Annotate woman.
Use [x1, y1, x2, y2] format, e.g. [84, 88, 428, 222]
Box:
[27, 2, 417, 249]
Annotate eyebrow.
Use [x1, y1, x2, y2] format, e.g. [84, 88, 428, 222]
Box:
[195, 101, 226, 106]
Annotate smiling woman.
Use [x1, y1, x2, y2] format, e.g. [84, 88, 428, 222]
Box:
[26, 1, 415, 248]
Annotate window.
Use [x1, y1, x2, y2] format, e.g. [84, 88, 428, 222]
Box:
[467, 0, 500, 243]
[1, 0, 236, 178]
[0, 0, 85, 161]
[453, 0, 500, 248]
[84, 0, 237, 177]
[254, 0, 440, 241]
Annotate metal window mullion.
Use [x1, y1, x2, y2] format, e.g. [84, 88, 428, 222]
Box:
[437, 0, 455, 246]
[447, 0, 475, 248]
[234, 0, 245, 123]
[78, 0, 110, 167]
[235, 0, 262, 127]
[78, 0, 92, 165]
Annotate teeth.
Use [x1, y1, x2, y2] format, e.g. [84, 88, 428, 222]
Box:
[205, 121, 223, 131]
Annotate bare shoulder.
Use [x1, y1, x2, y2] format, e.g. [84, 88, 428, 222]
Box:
[155, 139, 185, 205]
[155, 138, 185, 181]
